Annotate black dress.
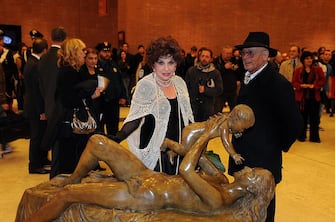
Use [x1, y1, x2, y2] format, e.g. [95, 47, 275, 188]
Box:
[153, 98, 184, 175]
[113, 98, 185, 175]
[50, 66, 97, 178]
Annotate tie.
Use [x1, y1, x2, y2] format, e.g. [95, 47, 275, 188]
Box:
[293, 59, 296, 70]
[244, 73, 251, 84]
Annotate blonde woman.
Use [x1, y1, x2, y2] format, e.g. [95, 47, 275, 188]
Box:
[49, 38, 102, 178]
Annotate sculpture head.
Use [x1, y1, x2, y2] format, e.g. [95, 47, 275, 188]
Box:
[227, 104, 255, 138]
[234, 167, 275, 203]
[231, 167, 275, 221]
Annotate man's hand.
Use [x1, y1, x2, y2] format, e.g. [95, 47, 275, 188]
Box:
[198, 85, 205, 93]
[119, 98, 127, 105]
[40, 113, 47, 120]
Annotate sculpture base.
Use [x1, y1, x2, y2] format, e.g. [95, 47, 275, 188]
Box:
[15, 173, 270, 222]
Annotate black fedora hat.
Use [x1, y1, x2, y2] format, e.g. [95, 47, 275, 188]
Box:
[235, 32, 277, 57]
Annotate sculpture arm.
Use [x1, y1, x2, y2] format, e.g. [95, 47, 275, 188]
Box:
[161, 122, 206, 155]
[180, 132, 247, 209]
[161, 138, 186, 155]
[220, 122, 244, 165]
[179, 133, 224, 209]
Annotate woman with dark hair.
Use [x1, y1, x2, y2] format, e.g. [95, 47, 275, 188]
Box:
[79, 47, 105, 130]
[118, 50, 132, 104]
[292, 51, 325, 143]
[110, 36, 194, 175]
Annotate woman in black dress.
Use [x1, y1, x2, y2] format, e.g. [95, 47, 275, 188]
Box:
[50, 39, 103, 178]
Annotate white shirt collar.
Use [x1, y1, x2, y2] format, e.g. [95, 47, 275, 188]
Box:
[51, 44, 61, 48]
[31, 53, 41, 60]
[244, 62, 268, 84]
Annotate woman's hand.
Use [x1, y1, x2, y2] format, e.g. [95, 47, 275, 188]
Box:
[91, 87, 104, 99]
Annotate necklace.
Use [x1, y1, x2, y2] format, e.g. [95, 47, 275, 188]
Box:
[154, 73, 172, 88]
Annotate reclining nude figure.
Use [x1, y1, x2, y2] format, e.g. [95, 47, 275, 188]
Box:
[24, 104, 275, 222]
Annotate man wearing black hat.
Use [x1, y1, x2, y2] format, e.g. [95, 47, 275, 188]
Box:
[29, 29, 44, 40]
[96, 42, 126, 136]
[227, 32, 303, 222]
[22, 29, 44, 63]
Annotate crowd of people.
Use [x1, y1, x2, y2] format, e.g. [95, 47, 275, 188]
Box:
[1, 27, 334, 221]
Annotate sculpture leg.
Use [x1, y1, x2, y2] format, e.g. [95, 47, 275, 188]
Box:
[24, 181, 134, 222]
[52, 134, 147, 187]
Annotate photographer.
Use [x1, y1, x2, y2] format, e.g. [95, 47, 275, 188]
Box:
[185, 47, 223, 121]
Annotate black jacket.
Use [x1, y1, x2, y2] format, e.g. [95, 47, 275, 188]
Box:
[228, 64, 303, 184]
[23, 55, 44, 119]
[38, 46, 60, 118]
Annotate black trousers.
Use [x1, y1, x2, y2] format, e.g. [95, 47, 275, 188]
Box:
[299, 99, 321, 141]
[50, 133, 89, 179]
[28, 119, 48, 170]
[102, 99, 120, 136]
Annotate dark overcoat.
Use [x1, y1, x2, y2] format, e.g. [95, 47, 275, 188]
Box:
[228, 64, 303, 184]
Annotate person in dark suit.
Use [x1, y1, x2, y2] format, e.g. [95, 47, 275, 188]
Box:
[38, 27, 67, 159]
[227, 32, 303, 222]
[23, 38, 49, 174]
[39, 27, 67, 120]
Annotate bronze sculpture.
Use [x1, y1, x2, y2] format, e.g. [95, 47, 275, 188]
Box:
[16, 104, 275, 222]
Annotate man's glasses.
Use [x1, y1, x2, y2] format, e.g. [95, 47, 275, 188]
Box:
[241, 49, 266, 58]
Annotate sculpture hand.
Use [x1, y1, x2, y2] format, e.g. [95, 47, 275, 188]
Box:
[160, 138, 169, 152]
[233, 153, 245, 165]
[167, 150, 177, 165]
[233, 132, 243, 138]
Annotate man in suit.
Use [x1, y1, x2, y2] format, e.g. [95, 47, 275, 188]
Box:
[39, 27, 66, 120]
[228, 32, 303, 222]
[24, 38, 49, 174]
[38, 27, 67, 170]
[279, 44, 302, 82]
